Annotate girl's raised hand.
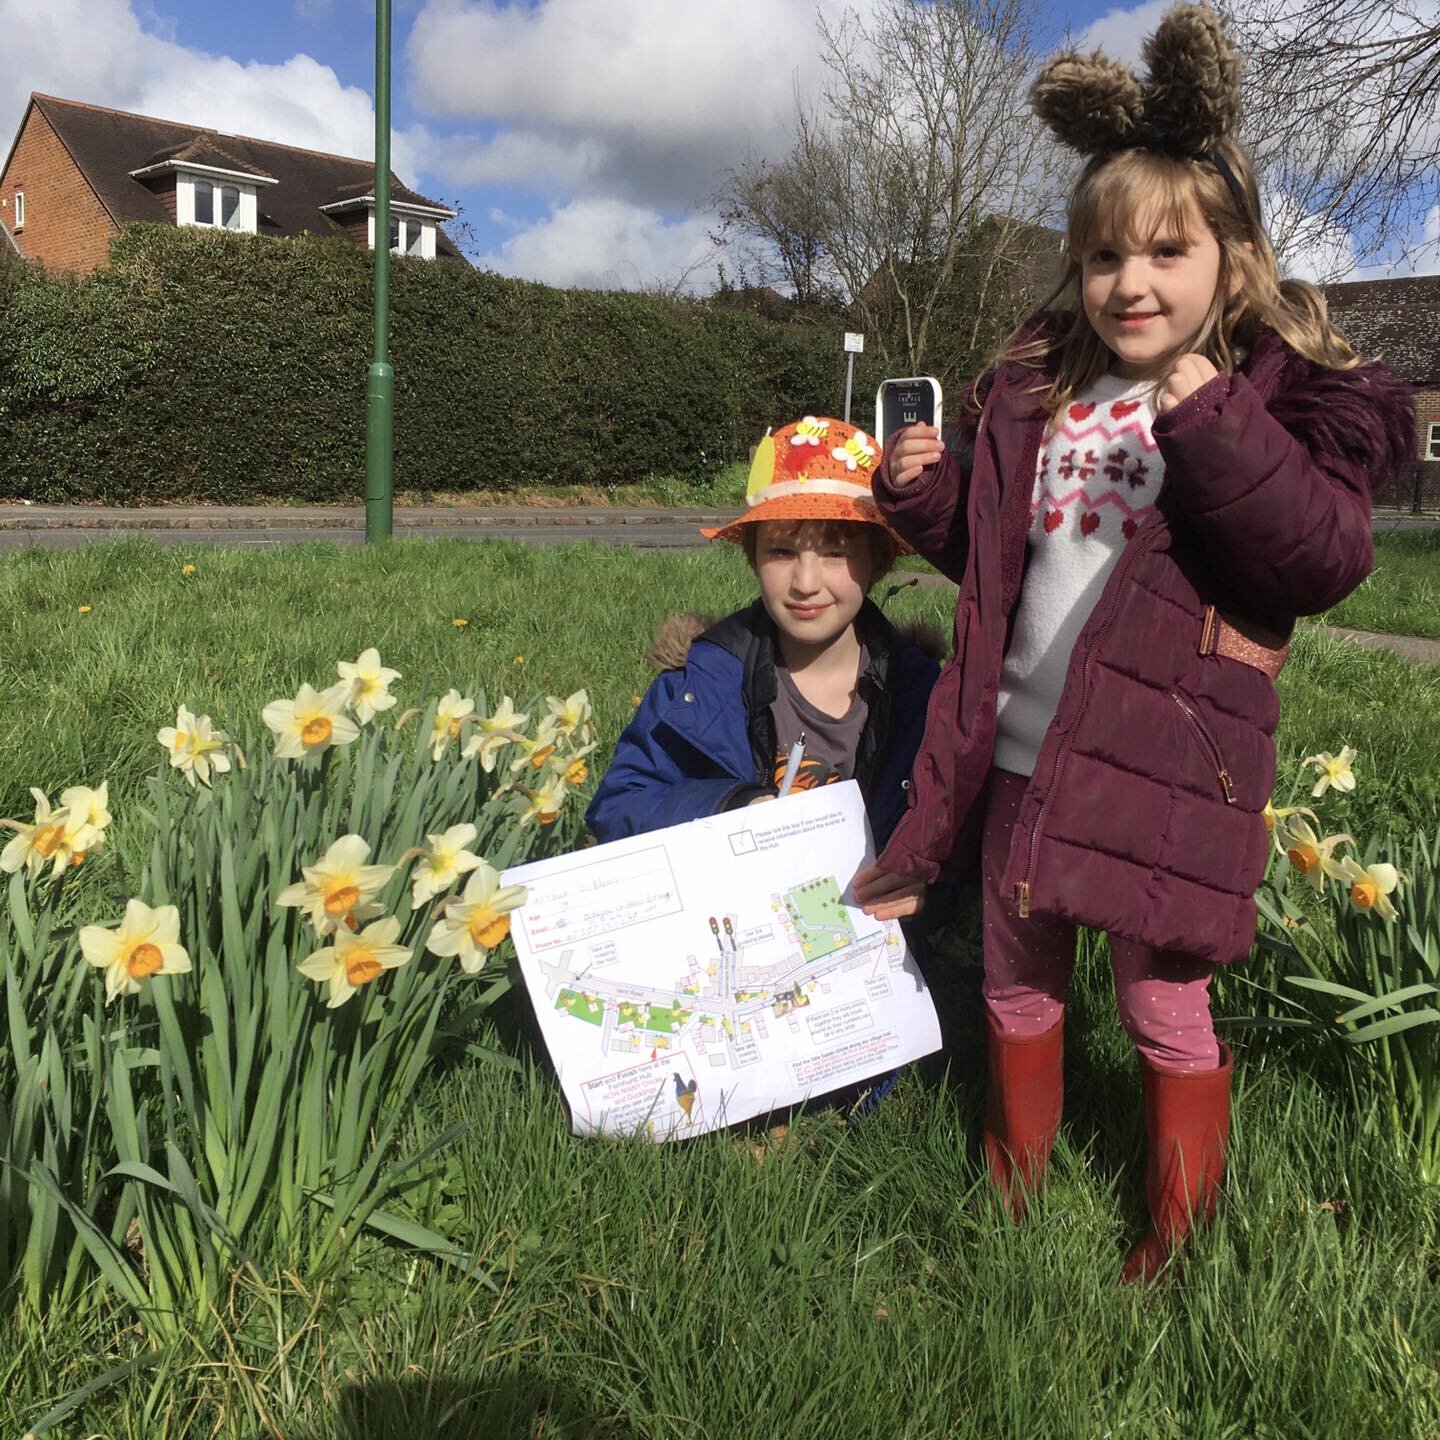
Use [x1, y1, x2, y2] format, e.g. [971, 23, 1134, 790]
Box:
[888, 424, 945, 487]
[1159, 353, 1220, 412]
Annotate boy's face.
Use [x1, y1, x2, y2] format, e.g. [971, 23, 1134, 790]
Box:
[753, 522, 875, 654]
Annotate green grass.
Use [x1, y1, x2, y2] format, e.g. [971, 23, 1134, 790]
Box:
[1322, 528, 1440, 640]
[2, 538, 1438, 1438]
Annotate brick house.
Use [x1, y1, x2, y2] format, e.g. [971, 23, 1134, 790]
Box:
[1324, 275, 1440, 510]
[0, 93, 464, 272]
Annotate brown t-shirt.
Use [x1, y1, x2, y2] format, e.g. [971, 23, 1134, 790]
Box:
[769, 651, 869, 793]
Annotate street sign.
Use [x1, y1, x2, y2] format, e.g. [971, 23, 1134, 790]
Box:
[843, 332, 865, 354]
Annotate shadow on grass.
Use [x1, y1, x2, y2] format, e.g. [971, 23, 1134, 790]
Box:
[327, 1369, 640, 1440]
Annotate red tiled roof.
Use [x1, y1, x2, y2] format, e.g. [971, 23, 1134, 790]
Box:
[27, 94, 463, 261]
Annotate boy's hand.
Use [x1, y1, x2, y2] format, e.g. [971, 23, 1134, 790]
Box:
[748, 794, 776, 806]
[1159, 354, 1219, 412]
[888, 424, 944, 488]
[852, 863, 926, 920]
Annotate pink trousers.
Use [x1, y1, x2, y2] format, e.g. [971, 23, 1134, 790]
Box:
[981, 768, 1221, 1072]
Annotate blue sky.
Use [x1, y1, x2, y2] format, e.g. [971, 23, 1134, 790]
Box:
[3, 0, 1432, 287]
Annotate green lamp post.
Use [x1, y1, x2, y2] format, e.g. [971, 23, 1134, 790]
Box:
[365, 0, 394, 543]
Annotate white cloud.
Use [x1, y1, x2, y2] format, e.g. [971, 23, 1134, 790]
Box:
[406, 0, 873, 207]
[475, 197, 719, 291]
[0, 0, 428, 183]
[1076, 0, 1176, 62]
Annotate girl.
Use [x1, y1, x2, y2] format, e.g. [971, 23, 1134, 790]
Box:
[852, 4, 1414, 1281]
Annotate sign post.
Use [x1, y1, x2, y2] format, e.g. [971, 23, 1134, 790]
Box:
[842, 332, 864, 423]
[365, 0, 394, 544]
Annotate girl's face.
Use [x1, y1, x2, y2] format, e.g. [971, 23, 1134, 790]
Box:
[1079, 201, 1223, 381]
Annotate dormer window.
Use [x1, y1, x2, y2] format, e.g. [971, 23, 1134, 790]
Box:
[178, 173, 257, 232]
[369, 209, 436, 259]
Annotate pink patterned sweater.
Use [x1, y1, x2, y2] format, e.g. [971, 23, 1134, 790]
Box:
[994, 372, 1163, 776]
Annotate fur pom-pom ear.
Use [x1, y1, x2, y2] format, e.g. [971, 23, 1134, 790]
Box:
[1140, 3, 1243, 154]
[1030, 51, 1144, 156]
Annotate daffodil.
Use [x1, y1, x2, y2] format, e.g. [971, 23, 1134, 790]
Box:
[1333, 856, 1403, 922]
[337, 648, 401, 725]
[80, 898, 191, 1006]
[262, 683, 359, 760]
[276, 834, 395, 936]
[59, 781, 111, 860]
[428, 689, 475, 760]
[157, 705, 233, 787]
[557, 740, 598, 788]
[546, 690, 592, 742]
[409, 823, 484, 906]
[508, 717, 560, 774]
[1, 789, 73, 879]
[460, 696, 530, 772]
[1263, 800, 1317, 839]
[517, 773, 569, 827]
[297, 915, 411, 1008]
[426, 863, 527, 974]
[1275, 815, 1354, 892]
[1301, 745, 1357, 799]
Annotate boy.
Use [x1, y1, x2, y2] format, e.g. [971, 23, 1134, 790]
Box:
[587, 415, 942, 923]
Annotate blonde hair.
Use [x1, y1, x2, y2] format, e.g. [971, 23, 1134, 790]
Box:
[1008, 140, 1360, 419]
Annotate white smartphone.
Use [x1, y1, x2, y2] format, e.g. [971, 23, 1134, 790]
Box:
[874, 376, 943, 447]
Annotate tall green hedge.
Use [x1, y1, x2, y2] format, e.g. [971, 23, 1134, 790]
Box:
[0, 226, 855, 503]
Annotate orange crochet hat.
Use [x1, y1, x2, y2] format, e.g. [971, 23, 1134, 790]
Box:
[700, 416, 910, 552]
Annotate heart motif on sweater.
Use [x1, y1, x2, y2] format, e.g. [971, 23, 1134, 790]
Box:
[1122, 517, 1138, 539]
[1079, 512, 1101, 537]
[1043, 509, 1064, 533]
[1111, 399, 1141, 418]
[1068, 402, 1096, 422]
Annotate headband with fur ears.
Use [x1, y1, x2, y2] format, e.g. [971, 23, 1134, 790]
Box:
[1031, 4, 1243, 159]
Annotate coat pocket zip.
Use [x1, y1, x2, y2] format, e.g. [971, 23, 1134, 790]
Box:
[1169, 688, 1237, 804]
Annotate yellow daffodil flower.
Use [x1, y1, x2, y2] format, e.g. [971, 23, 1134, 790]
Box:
[263, 683, 359, 760]
[297, 915, 411, 1008]
[1, 789, 74, 879]
[77, 605, 92, 615]
[460, 696, 530, 772]
[59, 781, 112, 861]
[425, 863, 527, 974]
[276, 834, 395, 936]
[157, 705, 233, 787]
[546, 690, 592, 742]
[336, 648, 401, 725]
[80, 898, 191, 1006]
[409, 823, 484, 906]
[508, 717, 560, 774]
[428, 689, 475, 760]
[1263, 800, 1316, 838]
[181, 563, 197, 575]
[517, 774, 569, 827]
[1300, 745, 1357, 799]
[452, 617, 468, 629]
[1274, 815, 1354, 892]
[1332, 856, 1403, 921]
[556, 739, 598, 788]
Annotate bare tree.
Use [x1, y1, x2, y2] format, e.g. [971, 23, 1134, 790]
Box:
[719, 0, 1066, 378]
[715, 152, 833, 306]
[1226, 0, 1440, 276]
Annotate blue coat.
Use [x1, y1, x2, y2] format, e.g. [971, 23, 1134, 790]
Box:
[587, 599, 941, 847]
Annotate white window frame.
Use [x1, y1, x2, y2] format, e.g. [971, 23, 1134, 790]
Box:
[1427, 422, 1440, 462]
[176, 171, 258, 234]
[13, 190, 23, 230]
[366, 209, 437, 260]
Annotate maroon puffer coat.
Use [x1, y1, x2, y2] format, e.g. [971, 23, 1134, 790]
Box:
[874, 328, 1415, 964]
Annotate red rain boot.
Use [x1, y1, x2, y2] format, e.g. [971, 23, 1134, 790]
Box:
[982, 1010, 1064, 1220]
[1122, 1043, 1232, 1284]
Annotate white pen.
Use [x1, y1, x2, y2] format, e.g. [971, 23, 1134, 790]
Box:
[777, 732, 806, 797]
